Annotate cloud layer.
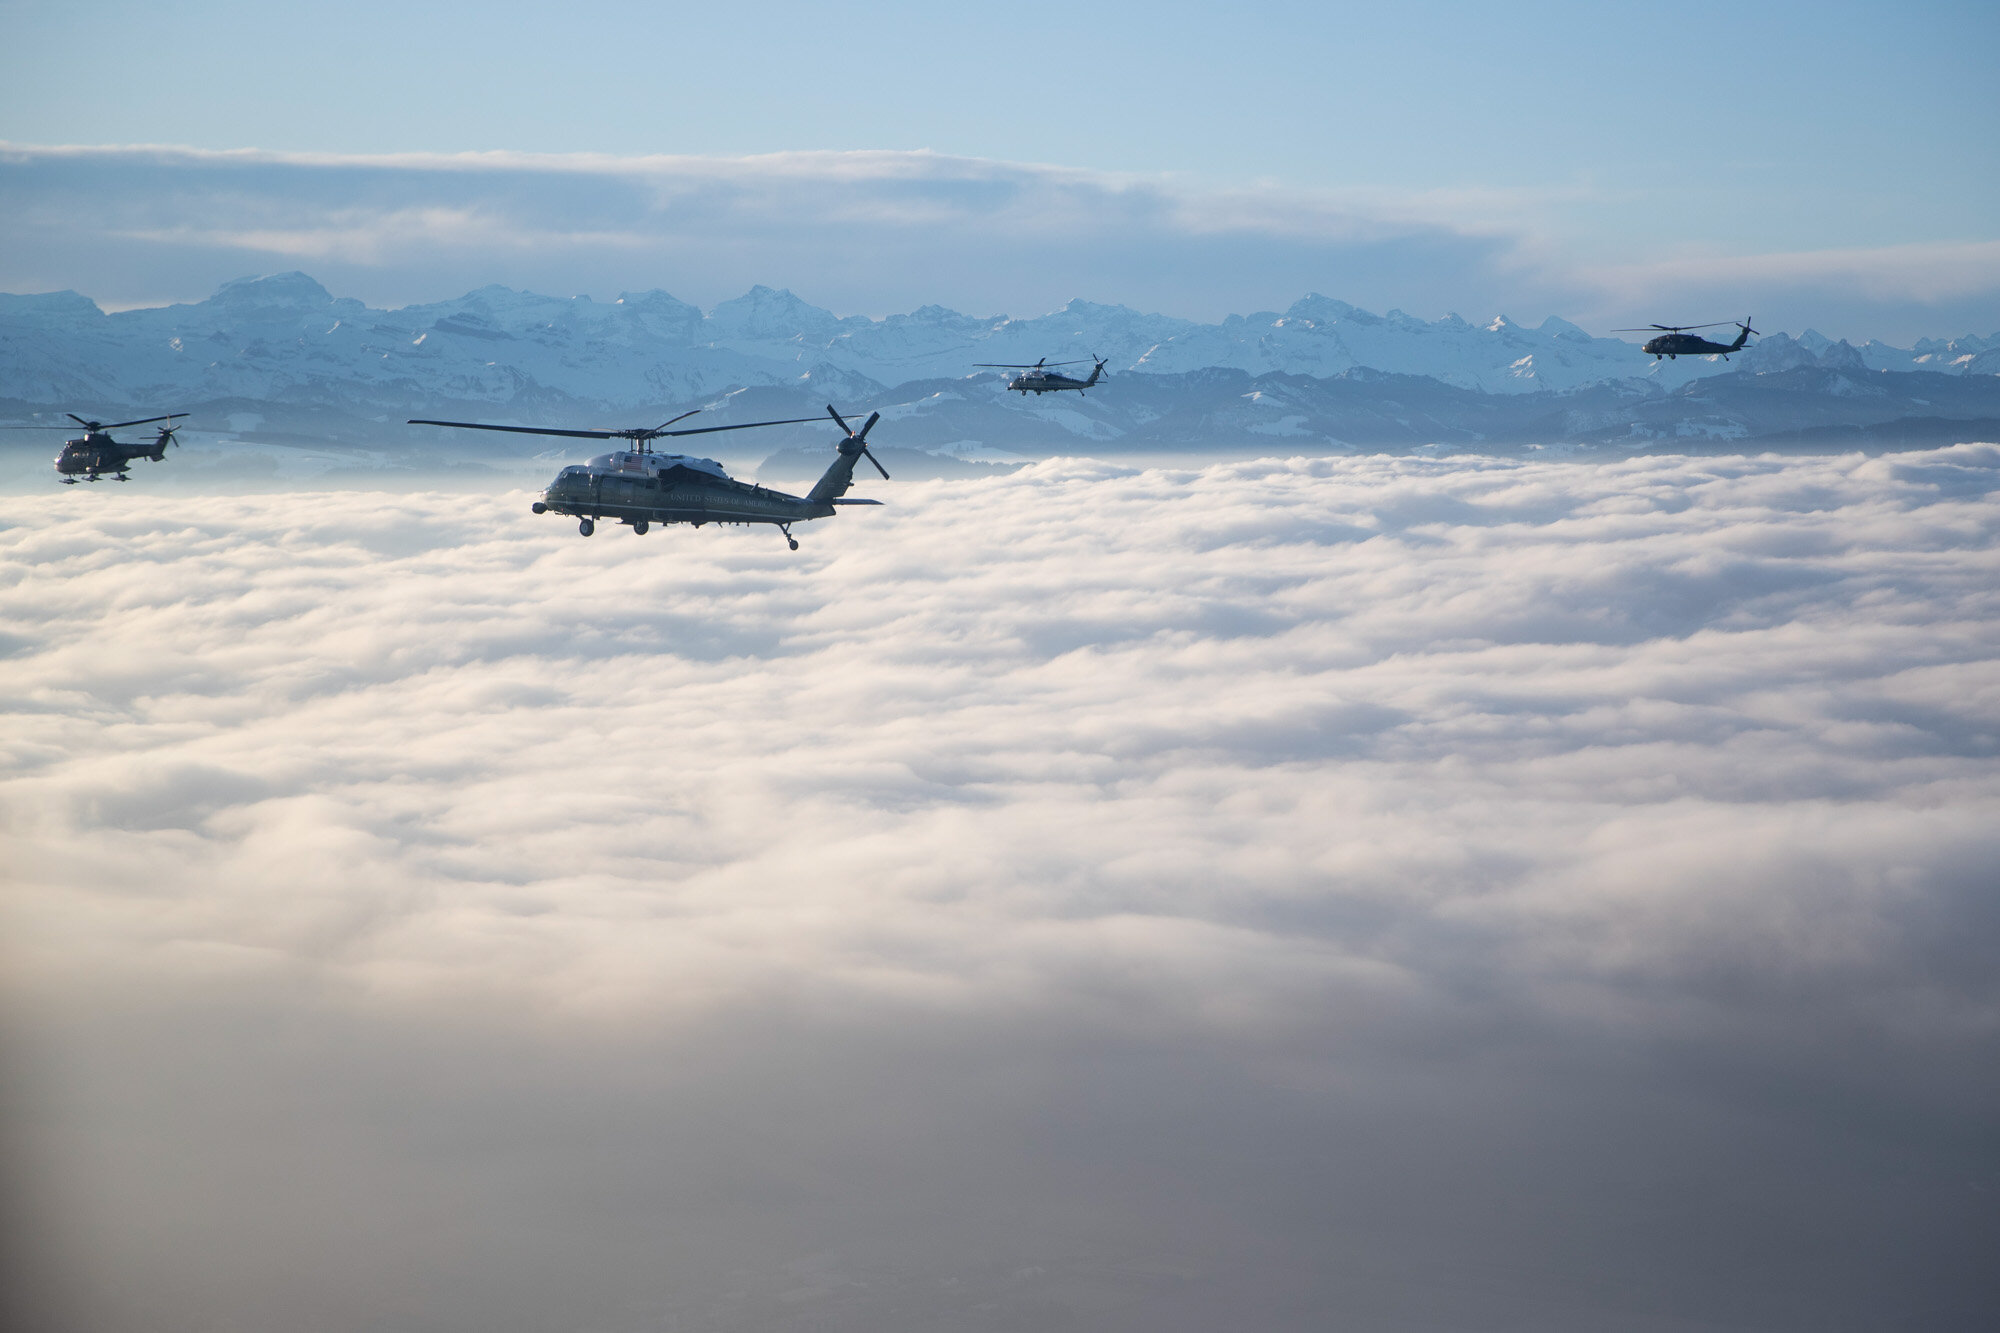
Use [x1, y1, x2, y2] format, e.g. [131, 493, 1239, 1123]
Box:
[5, 143, 1998, 341]
[5, 448, 2000, 1331]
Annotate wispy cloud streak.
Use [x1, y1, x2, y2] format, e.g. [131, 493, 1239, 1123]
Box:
[5, 142, 1996, 338]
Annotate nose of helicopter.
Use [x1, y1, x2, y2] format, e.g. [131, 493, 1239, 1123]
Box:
[539, 466, 591, 509]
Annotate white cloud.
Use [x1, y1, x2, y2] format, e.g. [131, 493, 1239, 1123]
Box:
[10, 141, 1995, 340]
[4, 447, 1999, 1330]
[1, 141, 1518, 320]
[111, 207, 667, 266]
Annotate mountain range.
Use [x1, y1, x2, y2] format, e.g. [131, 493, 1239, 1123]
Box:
[4, 273, 1997, 467]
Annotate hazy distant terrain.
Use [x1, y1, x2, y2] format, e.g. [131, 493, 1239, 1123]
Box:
[5, 274, 1997, 471]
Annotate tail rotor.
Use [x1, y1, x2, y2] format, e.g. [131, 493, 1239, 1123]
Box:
[826, 404, 889, 480]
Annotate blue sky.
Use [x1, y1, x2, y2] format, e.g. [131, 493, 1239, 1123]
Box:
[3, 0, 1997, 336]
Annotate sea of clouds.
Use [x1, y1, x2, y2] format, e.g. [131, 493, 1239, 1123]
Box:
[4, 448, 1998, 1331]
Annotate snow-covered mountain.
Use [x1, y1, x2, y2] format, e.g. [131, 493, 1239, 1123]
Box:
[3, 273, 1995, 456]
[12, 272, 1994, 415]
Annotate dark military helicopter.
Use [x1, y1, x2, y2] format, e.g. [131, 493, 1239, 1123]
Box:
[1615, 318, 1758, 361]
[3, 413, 190, 482]
[408, 405, 889, 550]
[974, 356, 1108, 394]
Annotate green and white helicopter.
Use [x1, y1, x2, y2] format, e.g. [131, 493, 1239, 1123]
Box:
[409, 405, 890, 550]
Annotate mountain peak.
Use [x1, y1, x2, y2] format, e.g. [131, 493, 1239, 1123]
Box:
[0, 290, 103, 320]
[1285, 294, 1365, 323]
[614, 289, 699, 316]
[725, 284, 804, 306]
[209, 272, 333, 309]
[1057, 298, 1142, 318]
[707, 285, 842, 340]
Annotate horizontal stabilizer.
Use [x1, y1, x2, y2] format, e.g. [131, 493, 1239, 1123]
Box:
[831, 498, 883, 505]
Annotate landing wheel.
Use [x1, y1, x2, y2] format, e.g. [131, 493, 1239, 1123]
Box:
[788, 538, 799, 551]
[579, 518, 595, 537]
[532, 501, 547, 514]
[633, 520, 649, 535]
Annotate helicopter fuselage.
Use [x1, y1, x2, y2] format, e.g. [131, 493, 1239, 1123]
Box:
[1641, 324, 1753, 361]
[54, 433, 167, 481]
[1642, 334, 1737, 360]
[412, 404, 883, 550]
[1007, 373, 1094, 394]
[1006, 363, 1106, 394]
[531, 449, 875, 544]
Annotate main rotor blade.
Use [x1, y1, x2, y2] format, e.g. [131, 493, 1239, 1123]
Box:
[650, 409, 702, 433]
[98, 413, 189, 430]
[409, 418, 620, 439]
[654, 416, 820, 438]
[826, 404, 854, 435]
[67, 413, 97, 427]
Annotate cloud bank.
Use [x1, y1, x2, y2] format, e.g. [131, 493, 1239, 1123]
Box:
[5, 448, 2000, 1331]
[5, 143, 1997, 341]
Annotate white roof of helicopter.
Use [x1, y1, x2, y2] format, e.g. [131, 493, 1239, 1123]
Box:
[585, 450, 731, 478]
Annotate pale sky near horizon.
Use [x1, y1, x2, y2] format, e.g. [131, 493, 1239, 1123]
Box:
[5, 0, 1994, 249]
[3, 0, 1997, 336]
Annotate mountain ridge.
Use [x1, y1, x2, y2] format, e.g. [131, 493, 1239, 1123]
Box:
[4, 273, 1997, 457]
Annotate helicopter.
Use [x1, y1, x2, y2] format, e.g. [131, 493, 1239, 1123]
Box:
[407, 405, 889, 550]
[974, 356, 1108, 394]
[1614, 318, 1758, 361]
[2, 413, 190, 482]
